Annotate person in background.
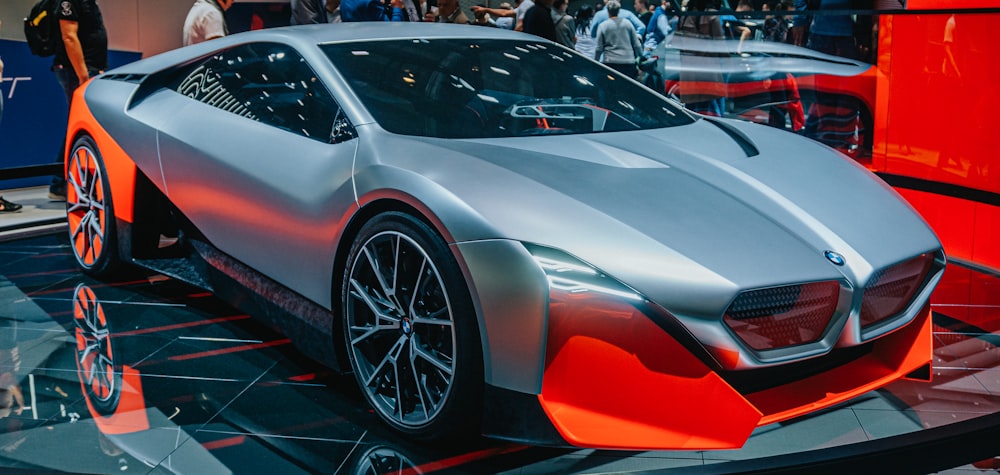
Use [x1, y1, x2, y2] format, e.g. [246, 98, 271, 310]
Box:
[493, 2, 514, 28]
[676, 0, 725, 115]
[552, 0, 576, 48]
[793, 0, 867, 154]
[326, 0, 342, 22]
[521, 0, 556, 40]
[341, 0, 412, 22]
[0, 19, 21, 213]
[473, 0, 533, 31]
[595, 0, 642, 78]
[0, 319, 23, 417]
[732, 0, 756, 52]
[677, 0, 723, 38]
[761, 0, 791, 43]
[634, 0, 653, 28]
[291, 0, 329, 24]
[425, 0, 470, 23]
[183, 0, 234, 46]
[791, 0, 862, 57]
[643, 0, 677, 51]
[573, 5, 597, 58]
[590, 1, 644, 39]
[50, 0, 108, 201]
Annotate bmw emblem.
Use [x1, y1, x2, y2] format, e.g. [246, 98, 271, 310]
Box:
[401, 318, 412, 335]
[824, 251, 846, 266]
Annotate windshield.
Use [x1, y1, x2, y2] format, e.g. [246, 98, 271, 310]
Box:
[321, 39, 695, 138]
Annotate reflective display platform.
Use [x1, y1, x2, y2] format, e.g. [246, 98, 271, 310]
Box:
[0, 231, 999, 474]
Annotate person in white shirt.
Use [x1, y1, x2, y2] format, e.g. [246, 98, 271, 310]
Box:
[183, 0, 235, 46]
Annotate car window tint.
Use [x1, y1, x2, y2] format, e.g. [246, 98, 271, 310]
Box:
[321, 39, 695, 139]
[171, 42, 346, 142]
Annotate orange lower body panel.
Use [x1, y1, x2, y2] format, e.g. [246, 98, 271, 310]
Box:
[538, 295, 933, 450]
[538, 297, 762, 450]
[749, 306, 933, 425]
[66, 82, 137, 224]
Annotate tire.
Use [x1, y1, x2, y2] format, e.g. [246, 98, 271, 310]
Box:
[66, 135, 122, 277]
[342, 212, 483, 441]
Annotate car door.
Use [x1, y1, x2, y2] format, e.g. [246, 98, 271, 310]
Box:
[154, 42, 359, 307]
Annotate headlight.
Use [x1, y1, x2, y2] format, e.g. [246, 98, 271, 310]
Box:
[525, 244, 642, 302]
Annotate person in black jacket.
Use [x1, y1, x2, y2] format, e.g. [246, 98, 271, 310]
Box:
[521, 0, 556, 41]
[291, 0, 329, 24]
[49, 0, 108, 201]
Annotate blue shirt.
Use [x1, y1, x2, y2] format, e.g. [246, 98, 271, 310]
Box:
[340, 0, 406, 22]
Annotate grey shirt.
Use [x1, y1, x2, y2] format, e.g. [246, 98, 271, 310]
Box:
[595, 17, 641, 64]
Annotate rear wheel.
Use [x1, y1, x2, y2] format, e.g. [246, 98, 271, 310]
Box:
[342, 212, 482, 441]
[66, 135, 122, 277]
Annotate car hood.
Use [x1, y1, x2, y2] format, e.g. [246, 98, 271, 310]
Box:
[371, 119, 940, 317]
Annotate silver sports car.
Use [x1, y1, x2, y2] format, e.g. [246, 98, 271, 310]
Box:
[64, 23, 944, 450]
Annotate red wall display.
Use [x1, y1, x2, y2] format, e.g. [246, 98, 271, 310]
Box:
[871, 7, 1000, 271]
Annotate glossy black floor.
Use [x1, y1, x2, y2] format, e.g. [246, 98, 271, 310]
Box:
[1, 231, 999, 474]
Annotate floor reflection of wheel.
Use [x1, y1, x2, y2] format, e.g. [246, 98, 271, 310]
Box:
[66, 135, 121, 277]
[342, 212, 482, 441]
[350, 445, 420, 475]
[74, 283, 122, 416]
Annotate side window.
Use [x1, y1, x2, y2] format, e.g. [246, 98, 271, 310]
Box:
[172, 42, 349, 142]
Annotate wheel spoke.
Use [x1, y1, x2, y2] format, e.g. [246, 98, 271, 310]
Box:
[391, 235, 401, 301]
[405, 257, 428, 319]
[409, 345, 431, 420]
[88, 212, 104, 238]
[71, 150, 87, 198]
[412, 307, 452, 327]
[412, 341, 453, 377]
[392, 343, 405, 417]
[363, 334, 407, 388]
[363, 247, 398, 310]
[349, 279, 399, 333]
[86, 166, 101, 202]
[91, 353, 114, 391]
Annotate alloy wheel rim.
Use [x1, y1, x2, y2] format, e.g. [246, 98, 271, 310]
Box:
[346, 231, 457, 428]
[66, 145, 107, 268]
[73, 284, 116, 404]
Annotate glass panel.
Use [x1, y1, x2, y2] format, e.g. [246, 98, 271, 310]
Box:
[641, 3, 879, 160]
[173, 42, 344, 142]
[321, 39, 695, 139]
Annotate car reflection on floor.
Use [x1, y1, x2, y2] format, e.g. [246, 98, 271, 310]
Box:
[0, 233, 998, 473]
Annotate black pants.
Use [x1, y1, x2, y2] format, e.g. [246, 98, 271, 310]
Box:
[605, 61, 638, 80]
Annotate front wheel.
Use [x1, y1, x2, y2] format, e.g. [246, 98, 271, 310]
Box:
[66, 135, 122, 277]
[342, 212, 482, 441]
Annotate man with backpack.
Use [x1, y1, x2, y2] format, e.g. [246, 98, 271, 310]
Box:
[36, 0, 107, 200]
